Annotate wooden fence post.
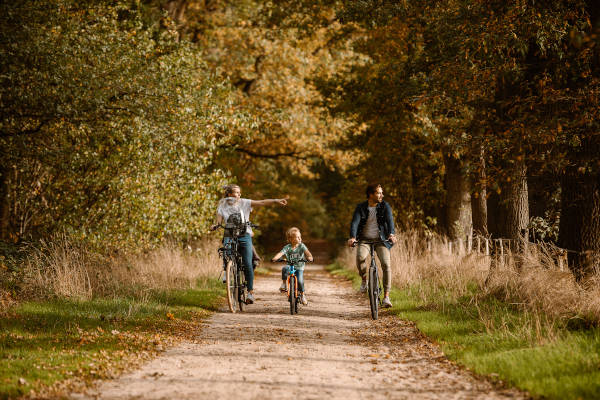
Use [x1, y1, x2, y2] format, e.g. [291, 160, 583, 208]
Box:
[497, 239, 504, 265]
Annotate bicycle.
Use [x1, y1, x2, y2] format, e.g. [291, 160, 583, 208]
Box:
[275, 257, 311, 315]
[353, 239, 389, 320]
[213, 221, 259, 313]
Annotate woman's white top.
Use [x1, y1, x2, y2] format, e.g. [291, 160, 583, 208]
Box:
[217, 197, 253, 234]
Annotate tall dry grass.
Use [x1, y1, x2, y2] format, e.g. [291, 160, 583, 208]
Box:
[337, 231, 600, 335]
[19, 235, 222, 301]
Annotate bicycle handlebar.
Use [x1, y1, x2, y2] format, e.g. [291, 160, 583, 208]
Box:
[273, 258, 313, 264]
[211, 222, 260, 231]
[351, 239, 390, 247]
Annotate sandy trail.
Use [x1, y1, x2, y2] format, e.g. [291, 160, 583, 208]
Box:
[73, 265, 526, 400]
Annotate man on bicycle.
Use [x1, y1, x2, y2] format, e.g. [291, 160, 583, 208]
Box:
[347, 183, 397, 307]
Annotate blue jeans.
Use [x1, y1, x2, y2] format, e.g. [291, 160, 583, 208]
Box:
[282, 266, 304, 292]
[223, 234, 254, 291]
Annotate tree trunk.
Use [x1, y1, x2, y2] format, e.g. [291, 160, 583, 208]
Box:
[444, 155, 472, 240]
[0, 163, 10, 241]
[471, 145, 488, 236]
[558, 168, 600, 276]
[497, 162, 529, 242]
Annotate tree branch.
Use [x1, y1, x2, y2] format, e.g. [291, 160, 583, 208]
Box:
[1, 119, 50, 138]
[223, 145, 310, 160]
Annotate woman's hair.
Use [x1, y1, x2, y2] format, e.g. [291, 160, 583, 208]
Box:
[286, 227, 301, 240]
[223, 184, 240, 197]
[365, 183, 382, 199]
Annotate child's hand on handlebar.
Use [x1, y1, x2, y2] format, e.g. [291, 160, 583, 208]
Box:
[347, 238, 357, 247]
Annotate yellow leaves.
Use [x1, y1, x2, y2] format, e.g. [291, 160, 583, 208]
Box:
[166, 312, 175, 320]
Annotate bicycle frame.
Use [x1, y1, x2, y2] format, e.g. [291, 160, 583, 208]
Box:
[276, 258, 309, 315]
[215, 221, 258, 312]
[355, 239, 388, 320]
[286, 263, 299, 295]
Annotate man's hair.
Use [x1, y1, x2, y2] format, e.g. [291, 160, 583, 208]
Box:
[223, 184, 240, 197]
[365, 183, 382, 199]
[286, 227, 301, 240]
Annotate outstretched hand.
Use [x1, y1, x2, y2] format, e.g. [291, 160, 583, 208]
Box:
[277, 196, 289, 206]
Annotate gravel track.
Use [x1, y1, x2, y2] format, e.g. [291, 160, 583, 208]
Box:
[73, 264, 527, 400]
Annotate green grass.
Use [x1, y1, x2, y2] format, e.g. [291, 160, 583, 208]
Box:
[389, 287, 600, 399]
[0, 279, 225, 399]
[326, 262, 362, 288]
[254, 266, 272, 276]
[326, 262, 600, 399]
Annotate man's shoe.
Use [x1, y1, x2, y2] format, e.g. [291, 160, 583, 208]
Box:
[221, 270, 227, 283]
[301, 294, 308, 305]
[359, 279, 368, 293]
[279, 282, 287, 292]
[382, 296, 392, 308]
[246, 292, 255, 304]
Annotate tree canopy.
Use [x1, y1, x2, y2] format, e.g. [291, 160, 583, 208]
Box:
[2, 0, 599, 269]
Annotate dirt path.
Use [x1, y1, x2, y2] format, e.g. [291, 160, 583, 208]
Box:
[73, 265, 526, 400]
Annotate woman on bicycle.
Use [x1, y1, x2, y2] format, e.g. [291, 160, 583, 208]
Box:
[271, 227, 313, 305]
[213, 184, 288, 304]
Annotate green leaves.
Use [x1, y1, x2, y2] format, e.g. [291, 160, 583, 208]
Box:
[0, 0, 236, 249]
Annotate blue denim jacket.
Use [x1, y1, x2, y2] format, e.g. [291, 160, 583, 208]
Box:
[349, 200, 395, 249]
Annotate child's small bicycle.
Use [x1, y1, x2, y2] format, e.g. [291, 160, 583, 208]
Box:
[276, 257, 310, 315]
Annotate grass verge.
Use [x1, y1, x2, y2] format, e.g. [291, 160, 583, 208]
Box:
[325, 262, 362, 288]
[327, 262, 600, 400]
[389, 287, 600, 400]
[0, 279, 225, 399]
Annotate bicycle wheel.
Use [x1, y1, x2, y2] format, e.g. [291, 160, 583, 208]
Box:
[368, 263, 379, 320]
[225, 260, 238, 313]
[238, 267, 246, 312]
[289, 275, 296, 315]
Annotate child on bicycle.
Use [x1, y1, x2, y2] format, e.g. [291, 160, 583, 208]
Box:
[271, 227, 313, 305]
